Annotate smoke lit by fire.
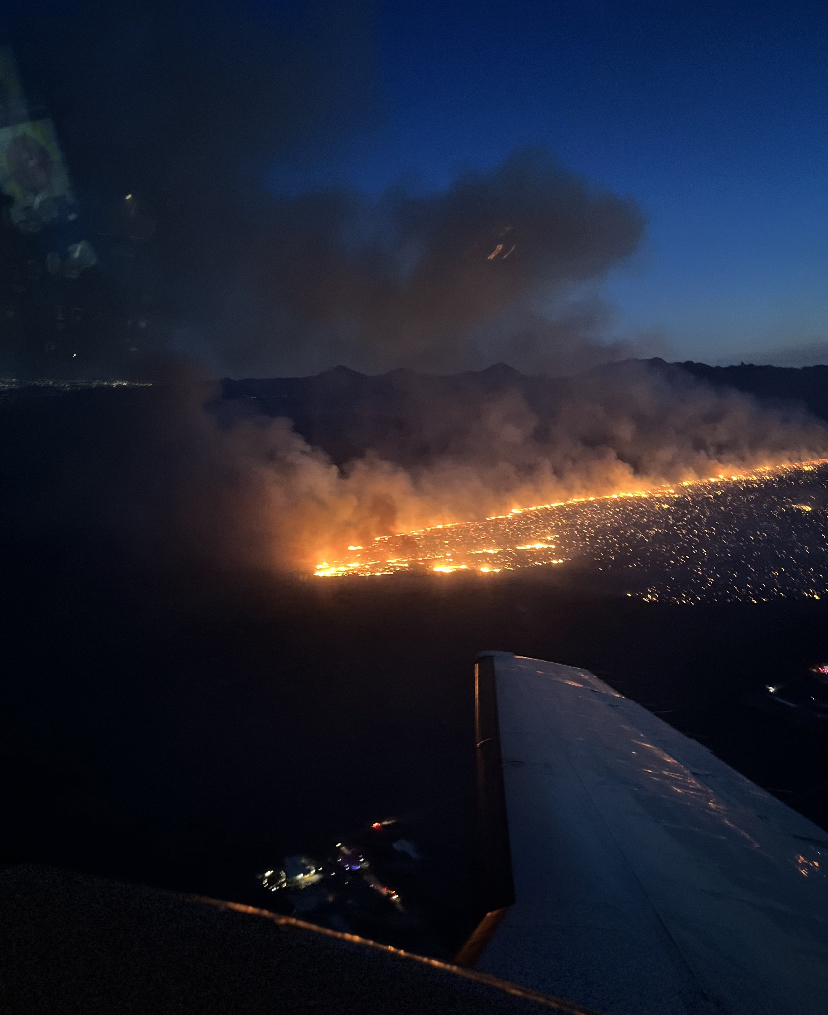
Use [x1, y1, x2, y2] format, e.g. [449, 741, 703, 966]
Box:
[311, 460, 828, 604]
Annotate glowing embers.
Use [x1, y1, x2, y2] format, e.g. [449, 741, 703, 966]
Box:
[314, 562, 363, 576]
[312, 459, 828, 600]
[794, 853, 822, 878]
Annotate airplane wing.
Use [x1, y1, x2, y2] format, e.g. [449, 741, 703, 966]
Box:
[471, 652, 827, 1015]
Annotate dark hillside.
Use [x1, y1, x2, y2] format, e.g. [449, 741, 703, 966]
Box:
[674, 361, 828, 423]
[222, 360, 828, 466]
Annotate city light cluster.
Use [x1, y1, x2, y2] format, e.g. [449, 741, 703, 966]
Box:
[0, 378, 151, 391]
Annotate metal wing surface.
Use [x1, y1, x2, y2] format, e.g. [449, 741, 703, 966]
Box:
[474, 652, 827, 1015]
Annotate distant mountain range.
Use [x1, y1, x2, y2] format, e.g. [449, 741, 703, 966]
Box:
[669, 361, 827, 419]
[222, 359, 828, 466]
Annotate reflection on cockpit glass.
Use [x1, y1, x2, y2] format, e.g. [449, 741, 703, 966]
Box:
[257, 821, 442, 948]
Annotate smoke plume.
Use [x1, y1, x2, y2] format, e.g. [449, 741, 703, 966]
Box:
[3, 6, 825, 575]
[51, 360, 821, 574]
[7, 4, 652, 376]
[227, 149, 648, 375]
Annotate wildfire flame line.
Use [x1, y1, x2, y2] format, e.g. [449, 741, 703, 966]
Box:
[313, 458, 828, 578]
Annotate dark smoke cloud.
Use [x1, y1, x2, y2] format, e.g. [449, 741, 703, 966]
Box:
[4, 0, 380, 370]
[215, 149, 649, 375]
[6, 4, 650, 376]
[6, 0, 376, 198]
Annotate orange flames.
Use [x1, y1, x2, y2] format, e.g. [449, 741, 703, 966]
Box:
[310, 458, 827, 578]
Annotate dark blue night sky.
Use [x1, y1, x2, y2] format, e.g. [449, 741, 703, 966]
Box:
[283, 0, 827, 366]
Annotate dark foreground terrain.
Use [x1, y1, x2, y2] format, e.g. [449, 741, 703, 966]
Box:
[3, 549, 826, 954]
